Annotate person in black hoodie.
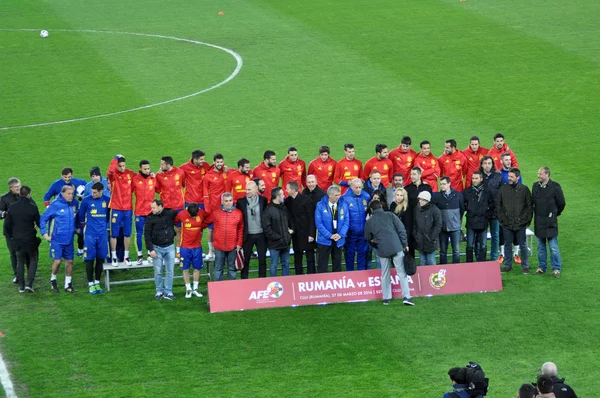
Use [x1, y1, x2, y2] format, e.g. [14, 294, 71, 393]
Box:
[144, 199, 176, 300]
[0, 177, 21, 283]
[285, 181, 316, 275]
[262, 187, 294, 277]
[5, 186, 40, 292]
[463, 172, 494, 262]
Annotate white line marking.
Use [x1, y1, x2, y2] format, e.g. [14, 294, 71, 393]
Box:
[0, 29, 243, 131]
[0, 349, 18, 398]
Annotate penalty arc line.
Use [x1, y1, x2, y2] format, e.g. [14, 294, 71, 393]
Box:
[0, 28, 244, 131]
[0, 349, 17, 398]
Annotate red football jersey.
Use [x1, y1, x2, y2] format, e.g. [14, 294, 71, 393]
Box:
[307, 157, 337, 191]
[155, 166, 185, 210]
[202, 166, 228, 213]
[362, 156, 394, 188]
[180, 159, 210, 204]
[487, 143, 519, 171]
[107, 157, 136, 211]
[175, 209, 210, 249]
[226, 169, 253, 203]
[438, 150, 468, 192]
[253, 163, 281, 201]
[414, 153, 441, 192]
[389, 147, 417, 185]
[279, 156, 307, 191]
[463, 146, 489, 188]
[132, 172, 156, 216]
[334, 158, 363, 194]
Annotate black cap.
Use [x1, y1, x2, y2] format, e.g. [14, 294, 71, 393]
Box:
[90, 166, 101, 177]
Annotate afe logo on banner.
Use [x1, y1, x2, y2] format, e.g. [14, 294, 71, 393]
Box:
[429, 269, 447, 290]
[249, 281, 284, 301]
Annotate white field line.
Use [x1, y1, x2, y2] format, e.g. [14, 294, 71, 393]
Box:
[0, 349, 17, 398]
[0, 28, 243, 131]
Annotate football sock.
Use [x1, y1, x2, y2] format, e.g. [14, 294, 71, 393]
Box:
[65, 276, 72, 288]
[208, 242, 214, 254]
[124, 250, 130, 259]
[50, 274, 57, 281]
[185, 283, 191, 290]
[176, 246, 180, 254]
[193, 281, 199, 291]
[111, 251, 117, 260]
[137, 251, 142, 257]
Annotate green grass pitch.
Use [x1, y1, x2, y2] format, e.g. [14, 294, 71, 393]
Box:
[1, 0, 599, 396]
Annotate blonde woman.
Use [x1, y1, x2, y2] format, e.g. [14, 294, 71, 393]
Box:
[390, 188, 413, 258]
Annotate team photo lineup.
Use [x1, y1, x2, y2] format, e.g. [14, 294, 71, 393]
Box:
[3, 0, 595, 396]
[1, 132, 565, 304]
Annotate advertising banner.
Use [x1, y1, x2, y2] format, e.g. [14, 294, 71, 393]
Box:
[208, 261, 502, 313]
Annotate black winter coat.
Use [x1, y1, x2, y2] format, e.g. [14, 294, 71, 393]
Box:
[390, 203, 413, 247]
[5, 197, 41, 251]
[532, 180, 565, 239]
[262, 203, 294, 250]
[496, 183, 532, 231]
[414, 203, 442, 253]
[285, 193, 315, 251]
[463, 186, 493, 230]
[0, 191, 19, 236]
[482, 171, 502, 218]
[144, 209, 176, 250]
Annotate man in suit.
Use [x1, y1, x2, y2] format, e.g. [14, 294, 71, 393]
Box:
[5, 186, 40, 292]
[236, 181, 268, 278]
[285, 181, 316, 274]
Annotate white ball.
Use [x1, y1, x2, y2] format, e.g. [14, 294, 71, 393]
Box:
[40, 30, 49, 38]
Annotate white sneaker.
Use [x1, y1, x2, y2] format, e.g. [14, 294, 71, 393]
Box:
[185, 290, 192, 299]
[112, 258, 119, 267]
[136, 257, 143, 266]
[192, 290, 203, 298]
[174, 257, 181, 265]
[124, 258, 132, 266]
[147, 256, 153, 264]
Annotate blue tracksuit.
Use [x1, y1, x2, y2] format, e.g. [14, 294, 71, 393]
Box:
[340, 189, 370, 270]
[78, 194, 110, 260]
[83, 178, 110, 198]
[40, 195, 79, 245]
[315, 196, 350, 248]
[44, 177, 88, 203]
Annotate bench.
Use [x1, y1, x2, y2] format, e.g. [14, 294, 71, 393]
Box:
[103, 260, 212, 292]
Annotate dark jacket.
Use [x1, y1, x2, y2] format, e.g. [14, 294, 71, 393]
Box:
[285, 193, 315, 251]
[463, 185, 493, 230]
[364, 208, 407, 258]
[405, 182, 432, 209]
[237, 195, 268, 241]
[414, 202, 443, 253]
[5, 197, 41, 251]
[0, 191, 20, 236]
[432, 189, 464, 232]
[144, 208, 176, 250]
[496, 183, 533, 230]
[482, 171, 502, 218]
[262, 202, 294, 250]
[390, 203, 413, 246]
[532, 180, 565, 239]
[302, 186, 326, 206]
[550, 376, 577, 398]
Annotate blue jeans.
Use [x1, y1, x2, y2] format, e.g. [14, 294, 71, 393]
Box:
[269, 248, 290, 277]
[537, 236, 562, 271]
[502, 227, 529, 269]
[488, 218, 500, 260]
[439, 230, 461, 264]
[419, 251, 436, 266]
[466, 228, 487, 262]
[214, 249, 237, 281]
[153, 244, 175, 294]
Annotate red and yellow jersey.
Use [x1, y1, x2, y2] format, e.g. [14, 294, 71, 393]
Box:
[253, 163, 281, 201]
[155, 166, 185, 210]
[334, 158, 363, 194]
[202, 166, 228, 213]
[180, 160, 210, 204]
[463, 146, 489, 188]
[132, 173, 156, 216]
[107, 157, 136, 211]
[438, 150, 468, 192]
[175, 209, 210, 249]
[226, 170, 253, 203]
[362, 156, 394, 188]
[414, 153, 441, 192]
[487, 143, 519, 171]
[389, 147, 417, 185]
[279, 156, 307, 191]
[307, 157, 337, 191]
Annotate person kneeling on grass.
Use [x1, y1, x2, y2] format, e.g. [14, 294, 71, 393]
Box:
[363, 200, 413, 306]
[78, 182, 111, 295]
[175, 203, 211, 298]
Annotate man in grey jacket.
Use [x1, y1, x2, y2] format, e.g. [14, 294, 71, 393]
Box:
[364, 200, 413, 306]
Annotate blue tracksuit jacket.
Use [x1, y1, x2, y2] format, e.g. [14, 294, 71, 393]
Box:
[78, 194, 111, 236]
[315, 196, 350, 248]
[40, 195, 79, 244]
